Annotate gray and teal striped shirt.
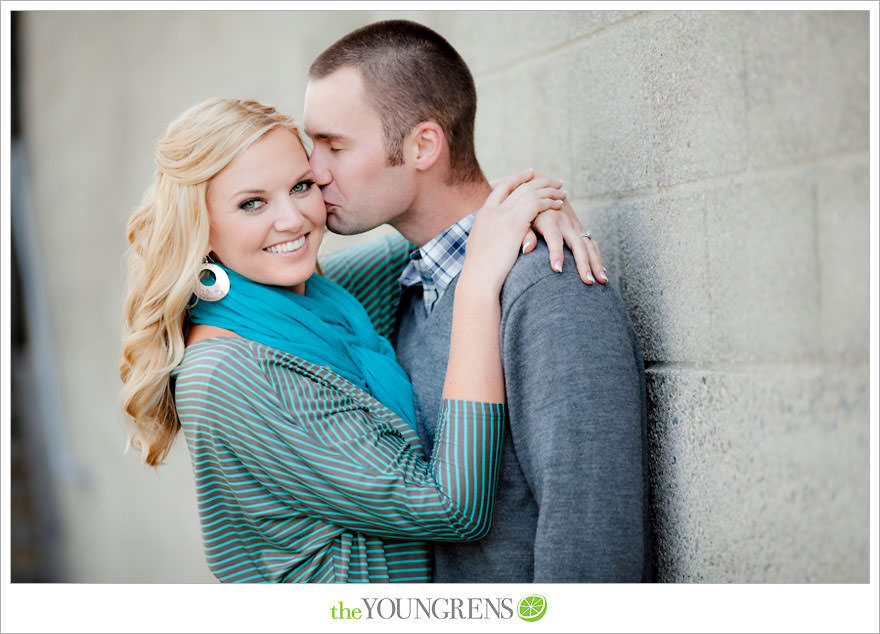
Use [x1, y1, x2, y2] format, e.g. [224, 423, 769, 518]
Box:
[172, 235, 506, 582]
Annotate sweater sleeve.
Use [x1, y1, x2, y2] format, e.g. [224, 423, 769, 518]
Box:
[500, 269, 650, 581]
[318, 233, 412, 341]
[175, 338, 505, 542]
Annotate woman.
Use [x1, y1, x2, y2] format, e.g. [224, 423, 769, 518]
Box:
[120, 98, 580, 582]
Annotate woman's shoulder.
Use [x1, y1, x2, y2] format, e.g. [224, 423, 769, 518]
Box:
[172, 337, 270, 400]
[173, 337, 379, 441]
[174, 338, 307, 430]
[176, 336, 262, 373]
[174, 336, 349, 394]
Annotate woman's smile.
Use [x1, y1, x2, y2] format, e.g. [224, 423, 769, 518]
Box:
[264, 235, 308, 254]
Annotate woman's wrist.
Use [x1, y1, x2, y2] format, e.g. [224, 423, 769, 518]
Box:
[457, 265, 504, 300]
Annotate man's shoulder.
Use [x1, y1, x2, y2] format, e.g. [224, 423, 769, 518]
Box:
[497, 240, 645, 375]
[501, 239, 627, 315]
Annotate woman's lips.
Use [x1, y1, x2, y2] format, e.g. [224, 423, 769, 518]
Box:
[263, 235, 307, 254]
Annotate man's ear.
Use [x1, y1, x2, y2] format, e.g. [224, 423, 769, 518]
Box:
[407, 121, 445, 171]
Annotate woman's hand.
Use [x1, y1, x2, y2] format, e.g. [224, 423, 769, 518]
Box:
[491, 171, 606, 285]
[461, 169, 566, 294]
[526, 199, 606, 285]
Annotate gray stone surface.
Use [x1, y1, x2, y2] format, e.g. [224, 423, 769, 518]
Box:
[615, 190, 713, 364]
[705, 171, 822, 364]
[569, 19, 655, 197]
[816, 158, 871, 364]
[648, 365, 869, 582]
[476, 51, 575, 185]
[647, 11, 749, 186]
[744, 11, 870, 167]
[401, 10, 641, 76]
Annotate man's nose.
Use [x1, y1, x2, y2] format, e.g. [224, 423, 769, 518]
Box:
[309, 152, 332, 187]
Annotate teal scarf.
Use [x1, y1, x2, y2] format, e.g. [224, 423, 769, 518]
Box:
[187, 265, 417, 431]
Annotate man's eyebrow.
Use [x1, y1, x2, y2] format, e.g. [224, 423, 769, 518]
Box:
[308, 132, 346, 142]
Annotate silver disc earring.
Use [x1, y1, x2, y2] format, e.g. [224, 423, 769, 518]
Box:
[193, 263, 230, 302]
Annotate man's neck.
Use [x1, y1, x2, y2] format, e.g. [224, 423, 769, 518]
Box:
[394, 178, 492, 246]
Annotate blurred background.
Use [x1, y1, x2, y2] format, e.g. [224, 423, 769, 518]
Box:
[8, 8, 872, 583]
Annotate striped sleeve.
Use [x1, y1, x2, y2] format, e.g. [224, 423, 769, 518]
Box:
[176, 339, 506, 542]
[319, 233, 412, 341]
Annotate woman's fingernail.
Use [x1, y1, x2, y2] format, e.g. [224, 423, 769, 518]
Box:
[553, 261, 563, 273]
[587, 273, 595, 283]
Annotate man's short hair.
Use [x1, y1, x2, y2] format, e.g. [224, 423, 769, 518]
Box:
[309, 19, 484, 184]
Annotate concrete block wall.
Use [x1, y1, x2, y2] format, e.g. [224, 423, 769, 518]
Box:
[447, 9, 869, 582]
[15, 9, 869, 582]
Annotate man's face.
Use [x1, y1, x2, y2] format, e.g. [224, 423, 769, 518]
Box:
[303, 66, 417, 235]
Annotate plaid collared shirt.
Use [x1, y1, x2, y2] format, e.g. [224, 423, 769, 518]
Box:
[398, 212, 475, 317]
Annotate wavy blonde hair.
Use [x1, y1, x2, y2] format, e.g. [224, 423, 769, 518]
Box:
[120, 98, 301, 466]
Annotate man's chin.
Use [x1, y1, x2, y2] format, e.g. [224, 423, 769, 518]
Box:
[326, 214, 370, 236]
[325, 217, 353, 236]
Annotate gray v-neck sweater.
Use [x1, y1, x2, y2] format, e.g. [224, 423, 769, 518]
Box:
[395, 240, 652, 582]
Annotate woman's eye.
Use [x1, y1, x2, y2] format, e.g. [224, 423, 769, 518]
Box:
[239, 198, 264, 212]
[291, 180, 315, 194]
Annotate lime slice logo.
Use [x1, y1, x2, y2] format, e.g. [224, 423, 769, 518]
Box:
[517, 594, 547, 622]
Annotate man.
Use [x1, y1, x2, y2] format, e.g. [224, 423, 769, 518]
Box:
[305, 20, 651, 582]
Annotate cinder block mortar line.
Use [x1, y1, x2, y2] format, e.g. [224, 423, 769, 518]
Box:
[573, 149, 869, 208]
[743, 148, 870, 174]
[644, 360, 869, 374]
[472, 10, 648, 82]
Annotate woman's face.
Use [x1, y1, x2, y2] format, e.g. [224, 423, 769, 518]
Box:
[206, 127, 326, 294]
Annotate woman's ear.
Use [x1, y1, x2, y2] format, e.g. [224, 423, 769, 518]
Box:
[407, 121, 445, 171]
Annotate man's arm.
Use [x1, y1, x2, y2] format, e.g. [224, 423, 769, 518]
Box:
[500, 243, 652, 582]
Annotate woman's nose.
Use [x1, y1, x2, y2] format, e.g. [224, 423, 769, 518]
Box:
[273, 198, 307, 232]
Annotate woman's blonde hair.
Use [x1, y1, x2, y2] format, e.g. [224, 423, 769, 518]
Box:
[120, 98, 301, 466]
